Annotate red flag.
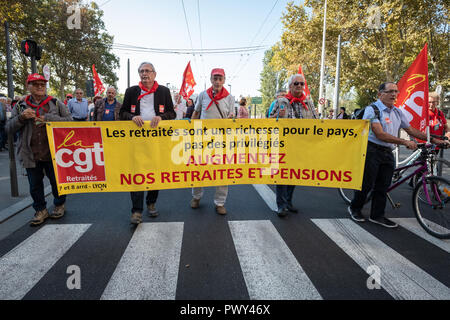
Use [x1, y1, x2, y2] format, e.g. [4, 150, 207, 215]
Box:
[395, 44, 429, 132]
[179, 61, 196, 100]
[92, 64, 105, 96]
[298, 65, 311, 98]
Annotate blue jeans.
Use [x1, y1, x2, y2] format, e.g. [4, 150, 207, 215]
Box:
[26, 161, 66, 212]
[0, 122, 6, 149]
[130, 190, 159, 213]
[276, 185, 296, 210]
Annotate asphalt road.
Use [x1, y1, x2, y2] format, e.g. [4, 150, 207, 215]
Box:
[0, 147, 449, 301]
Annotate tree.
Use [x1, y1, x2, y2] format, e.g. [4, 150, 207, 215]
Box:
[259, 48, 287, 113]
[272, 0, 449, 107]
[0, 0, 119, 98]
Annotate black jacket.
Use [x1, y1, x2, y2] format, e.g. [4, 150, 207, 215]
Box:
[119, 84, 176, 120]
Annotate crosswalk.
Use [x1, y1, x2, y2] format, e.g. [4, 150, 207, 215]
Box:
[0, 217, 448, 300]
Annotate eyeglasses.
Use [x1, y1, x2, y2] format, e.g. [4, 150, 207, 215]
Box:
[382, 90, 399, 94]
[139, 69, 155, 74]
[293, 82, 305, 86]
[32, 83, 46, 88]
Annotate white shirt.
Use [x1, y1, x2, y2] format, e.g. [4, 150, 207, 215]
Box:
[175, 102, 186, 120]
[140, 91, 156, 120]
[194, 91, 235, 119]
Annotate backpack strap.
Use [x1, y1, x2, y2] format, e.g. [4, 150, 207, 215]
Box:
[370, 103, 381, 121]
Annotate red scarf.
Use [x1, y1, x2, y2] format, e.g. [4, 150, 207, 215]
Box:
[25, 95, 53, 117]
[285, 92, 308, 110]
[138, 81, 159, 101]
[206, 87, 230, 110]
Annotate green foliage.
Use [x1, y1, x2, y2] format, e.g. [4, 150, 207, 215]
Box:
[273, 0, 449, 107]
[259, 49, 287, 114]
[0, 0, 119, 99]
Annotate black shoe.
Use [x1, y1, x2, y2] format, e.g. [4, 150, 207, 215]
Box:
[347, 206, 365, 222]
[277, 208, 289, 217]
[369, 217, 398, 228]
[287, 204, 298, 213]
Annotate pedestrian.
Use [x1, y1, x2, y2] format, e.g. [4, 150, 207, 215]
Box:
[63, 93, 73, 106]
[190, 68, 235, 215]
[428, 91, 449, 139]
[93, 88, 121, 121]
[269, 74, 319, 217]
[5, 73, 73, 226]
[327, 109, 334, 119]
[266, 90, 286, 118]
[174, 93, 187, 120]
[337, 107, 349, 119]
[119, 62, 176, 225]
[237, 97, 249, 118]
[185, 98, 195, 119]
[68, 88, 89, 121]
[348, 82, 448, 228]
[0, 100, 6, 151]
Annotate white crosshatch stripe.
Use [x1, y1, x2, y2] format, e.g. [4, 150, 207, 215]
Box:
[0, 224, 91, 300]
[312, 218, 450, 300]
[101, 222, 184, 300]
[229, 220, 322, 300]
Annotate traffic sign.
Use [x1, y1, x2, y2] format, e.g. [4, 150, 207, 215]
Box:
[43, 65, 50, 81]
[319, 98, 326, 105]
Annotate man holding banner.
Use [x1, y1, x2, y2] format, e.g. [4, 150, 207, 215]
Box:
[269, 74, 318, 217]
[190, 68, 235, 215]
[6, 74, 73, 226]
[348, 82, 447, 228]
[119, 62, 176, 225]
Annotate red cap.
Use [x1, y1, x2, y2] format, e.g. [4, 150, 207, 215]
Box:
[66, 93, 73, 98]
[27, 73, 48, 84]
[211, 68, 225, 77]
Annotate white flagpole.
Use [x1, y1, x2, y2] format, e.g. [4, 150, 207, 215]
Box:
[318, 0, 327, 118]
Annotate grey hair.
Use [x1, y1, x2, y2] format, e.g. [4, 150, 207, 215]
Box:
[138, 62, 155, 73]
[106, 86, 116, 92]
[287, 74, 305, 87]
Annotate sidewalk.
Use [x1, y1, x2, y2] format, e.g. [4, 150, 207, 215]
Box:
[0, 149, 50, 223]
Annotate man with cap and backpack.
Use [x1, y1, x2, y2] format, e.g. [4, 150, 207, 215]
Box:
[6, 73, 73, 226]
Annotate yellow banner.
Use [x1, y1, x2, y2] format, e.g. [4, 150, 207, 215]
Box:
[46, 119, 369, 195]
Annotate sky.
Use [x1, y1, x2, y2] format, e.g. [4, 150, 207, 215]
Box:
[92, 0, 295, 98]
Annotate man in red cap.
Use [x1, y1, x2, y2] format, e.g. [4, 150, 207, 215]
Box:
[6, 73, 73, 226]
[190, 68, 235, 215]
[64, 93, 73, 106]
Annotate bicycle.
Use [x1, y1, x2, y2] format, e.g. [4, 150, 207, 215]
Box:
[340, 143, 450, 239]
[339, 135, 449, 204]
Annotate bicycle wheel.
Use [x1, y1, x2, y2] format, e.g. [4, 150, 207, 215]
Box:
[338, 188, 353, 205]
[412, 157, 450, 190]
[413, 176, 450, 239]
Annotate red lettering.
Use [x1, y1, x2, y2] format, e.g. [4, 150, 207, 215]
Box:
[120, 174, 132, 185]
[146, 172, 155, 184]
[133, 174, 145, 185]
[161, 172, 170, 183]
[191, 171, 200, 181]
[343, 171, 352, 182]
[279, 153, 286, 164]
[235, 168, 243, 179]
[290, 169, 301, 180]
[302, 169, 311, 180]
[317, 170, 329, 181]
[270, 168, 279, 178]
[248, 168, 256, 178]
[281, 168, 289, 179]
[330, 170, 341, 181]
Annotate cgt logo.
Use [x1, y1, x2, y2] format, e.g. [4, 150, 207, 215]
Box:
[53, 127, 105, 184]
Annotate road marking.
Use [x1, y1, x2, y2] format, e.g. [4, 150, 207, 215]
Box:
[312, 218, 450, 300]
[101, 222, 184, 300]
[228, 220, 322, 300]
[252, 184, 277, 211]
[391, 218, 450, 254]
[0, 224, 91, 300]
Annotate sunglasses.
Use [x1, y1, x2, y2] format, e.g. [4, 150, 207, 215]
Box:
[293, 82, 305, 86]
